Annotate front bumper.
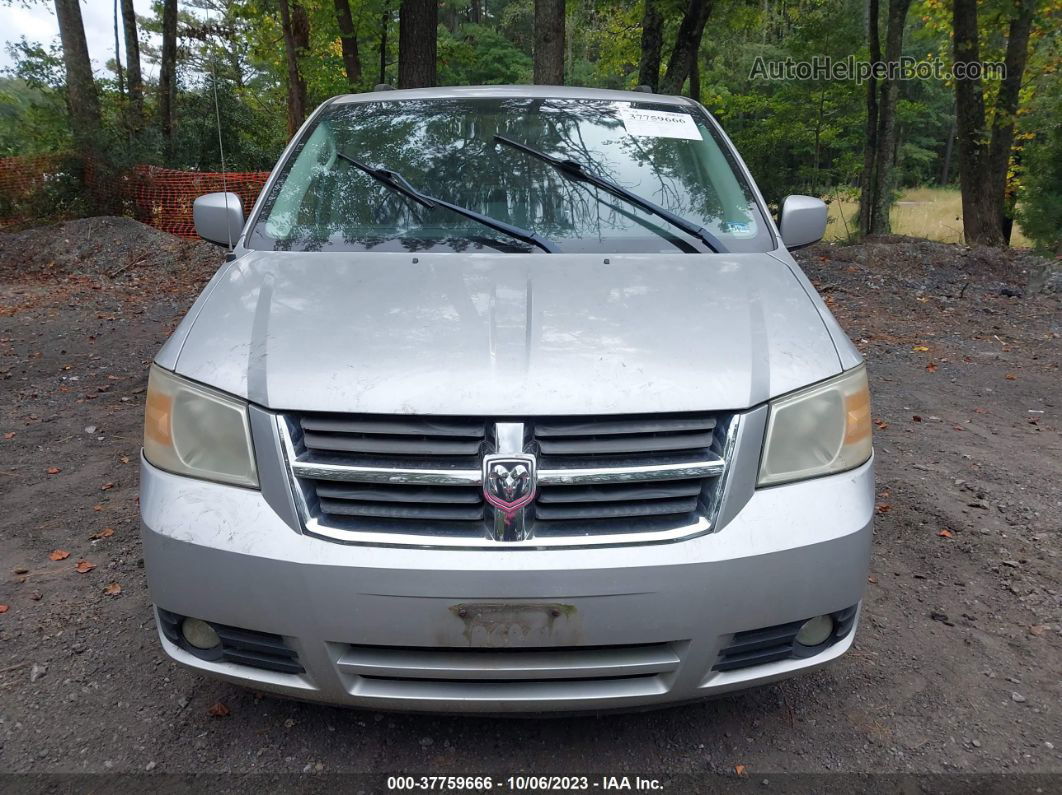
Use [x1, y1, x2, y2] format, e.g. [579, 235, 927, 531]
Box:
[140, 456, 874, 713]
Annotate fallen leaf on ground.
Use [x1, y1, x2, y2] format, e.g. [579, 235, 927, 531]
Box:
[734, 764, 748, 777]
[912, 345, 929, 352]
[2, 432, 14, 440]
[74, 560, 95, 574]
[93, 504, 104, 512]
[937, 529, 954, 538]
[48, 549, 70, 561]
[207, 702, 231, 718]
[1005, 373, 1017, 380]
[46, 467, 61, 475]
[90, 527, 114, 539]
[868, 575, 878, 584]
[103, 582, 121, 596]
[876, 504, 891, 514]
[926, 362, 938, 372]
[120, 455, 130, 464]
[912, 415, 923, 422]
[100, 482, 114, 491]
[874, 418, 889, 430]
[1029, 625, 1048, 637]
[0, 604, 8, 614]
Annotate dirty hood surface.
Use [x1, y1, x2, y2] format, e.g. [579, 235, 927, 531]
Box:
[169, 250, 842, 414]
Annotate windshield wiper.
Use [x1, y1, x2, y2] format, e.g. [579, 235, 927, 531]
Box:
[494, 135, 727, 254]
[338, 152, 559, 254]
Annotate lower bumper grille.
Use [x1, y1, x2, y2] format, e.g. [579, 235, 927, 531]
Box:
[333, 641, 686, 702]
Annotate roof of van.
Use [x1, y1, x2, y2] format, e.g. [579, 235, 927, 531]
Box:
[330, 85, 696, 106]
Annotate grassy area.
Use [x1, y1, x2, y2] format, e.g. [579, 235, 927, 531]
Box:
[823, 187, 1031, 246]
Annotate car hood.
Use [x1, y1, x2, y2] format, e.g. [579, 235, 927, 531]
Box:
[167, 250, 842, 415]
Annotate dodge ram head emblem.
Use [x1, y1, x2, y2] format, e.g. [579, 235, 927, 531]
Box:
[482, 454, 537, 519]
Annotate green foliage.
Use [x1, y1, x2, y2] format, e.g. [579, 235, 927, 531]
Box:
[1016, 77, 1062, 254]
[0, 0, 1055, 247]
[438, 23, 531, 85]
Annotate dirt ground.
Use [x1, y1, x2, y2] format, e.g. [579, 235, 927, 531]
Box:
[0, 218, 1059, 787]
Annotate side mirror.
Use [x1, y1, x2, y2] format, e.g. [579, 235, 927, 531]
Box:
[193, 192, 244, 247]
[779, 195, 828, 250]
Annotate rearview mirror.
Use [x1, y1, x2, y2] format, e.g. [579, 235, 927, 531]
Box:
[193, 192, 244, 247]
[779, 195, 828, 250]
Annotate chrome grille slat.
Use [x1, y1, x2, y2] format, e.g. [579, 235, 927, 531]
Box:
[291, 460, 482, 485]
[534, 417, 715, 436]
[536, 431, 715, 456]
[534, 496, 699, 521]
[319, 498, 485, 521]
[537, 459, 723, 485]
[300, 416, 485, 437]
[316, 483, 483, 504]
[302, 431, 484, 456]
[536, 481, 703, 503]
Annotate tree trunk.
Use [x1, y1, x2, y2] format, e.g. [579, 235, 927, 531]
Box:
[952, 0, 1002, 245]
[659, 0, 712, 96]
[857, 0, 880, 235]
[333, 0, 362, 88]
[158, 0, 178, 154]
[54, 0, 102, 157]
[470, 0, 482, 24]
[379, 8, 389, 85]
[533, 0, 565, 85]
[858, 0, 883, 234]
[866, 0, 912, 234]
[938, 111, 956, 185]
[112, 0, 125, 96]
[988, 0, 1037, 240]
[398, 0, 437, 88]
[119, 0, 143, 117]
[638, 0, 663, 92]
[688, 54, 700, 101]
[278, 0, 309, 137]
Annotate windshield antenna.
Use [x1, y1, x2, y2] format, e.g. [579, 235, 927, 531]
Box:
[208, 8, 232, 251]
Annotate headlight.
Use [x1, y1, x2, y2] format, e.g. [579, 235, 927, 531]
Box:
[757, 364, 871, 487]
[143, 364, 259, 488]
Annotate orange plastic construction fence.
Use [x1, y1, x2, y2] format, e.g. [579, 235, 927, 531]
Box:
[0, 154, 271, 239]
[128, 165, 270, 239]
[0, 153, 72, 202]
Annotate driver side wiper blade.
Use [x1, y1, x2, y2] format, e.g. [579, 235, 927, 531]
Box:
[494, 135, 727, 254]
[337, 152, 559, 254]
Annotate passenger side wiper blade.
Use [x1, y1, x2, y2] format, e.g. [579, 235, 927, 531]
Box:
[337, 152, 559, 254]
[494, 135, 727, 254]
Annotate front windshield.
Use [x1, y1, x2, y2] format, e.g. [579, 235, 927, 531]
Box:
[248, 97, 773, 254]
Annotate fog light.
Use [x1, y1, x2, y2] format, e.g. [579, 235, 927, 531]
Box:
[181, 618, 220, 650]
[795, 615, 834, 647]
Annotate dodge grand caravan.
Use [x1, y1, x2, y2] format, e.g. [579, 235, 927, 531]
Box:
[141, 85, 873, 712]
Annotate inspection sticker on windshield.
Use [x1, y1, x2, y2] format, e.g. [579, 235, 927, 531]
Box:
[618, 108, 702, 140]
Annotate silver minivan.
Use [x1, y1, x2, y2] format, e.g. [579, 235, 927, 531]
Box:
[141, 85, 873, 712]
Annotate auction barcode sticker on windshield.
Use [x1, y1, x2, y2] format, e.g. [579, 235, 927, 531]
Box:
[618, 107, 703, 140]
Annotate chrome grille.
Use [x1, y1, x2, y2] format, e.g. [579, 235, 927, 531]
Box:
[278, 411, 737, 548]
[293, 414, 488, 527]
[529, 415, 718, 525]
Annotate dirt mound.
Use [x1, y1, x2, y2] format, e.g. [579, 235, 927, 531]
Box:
[800, 235, 1059, 296]
[0, 216, 224, 282]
